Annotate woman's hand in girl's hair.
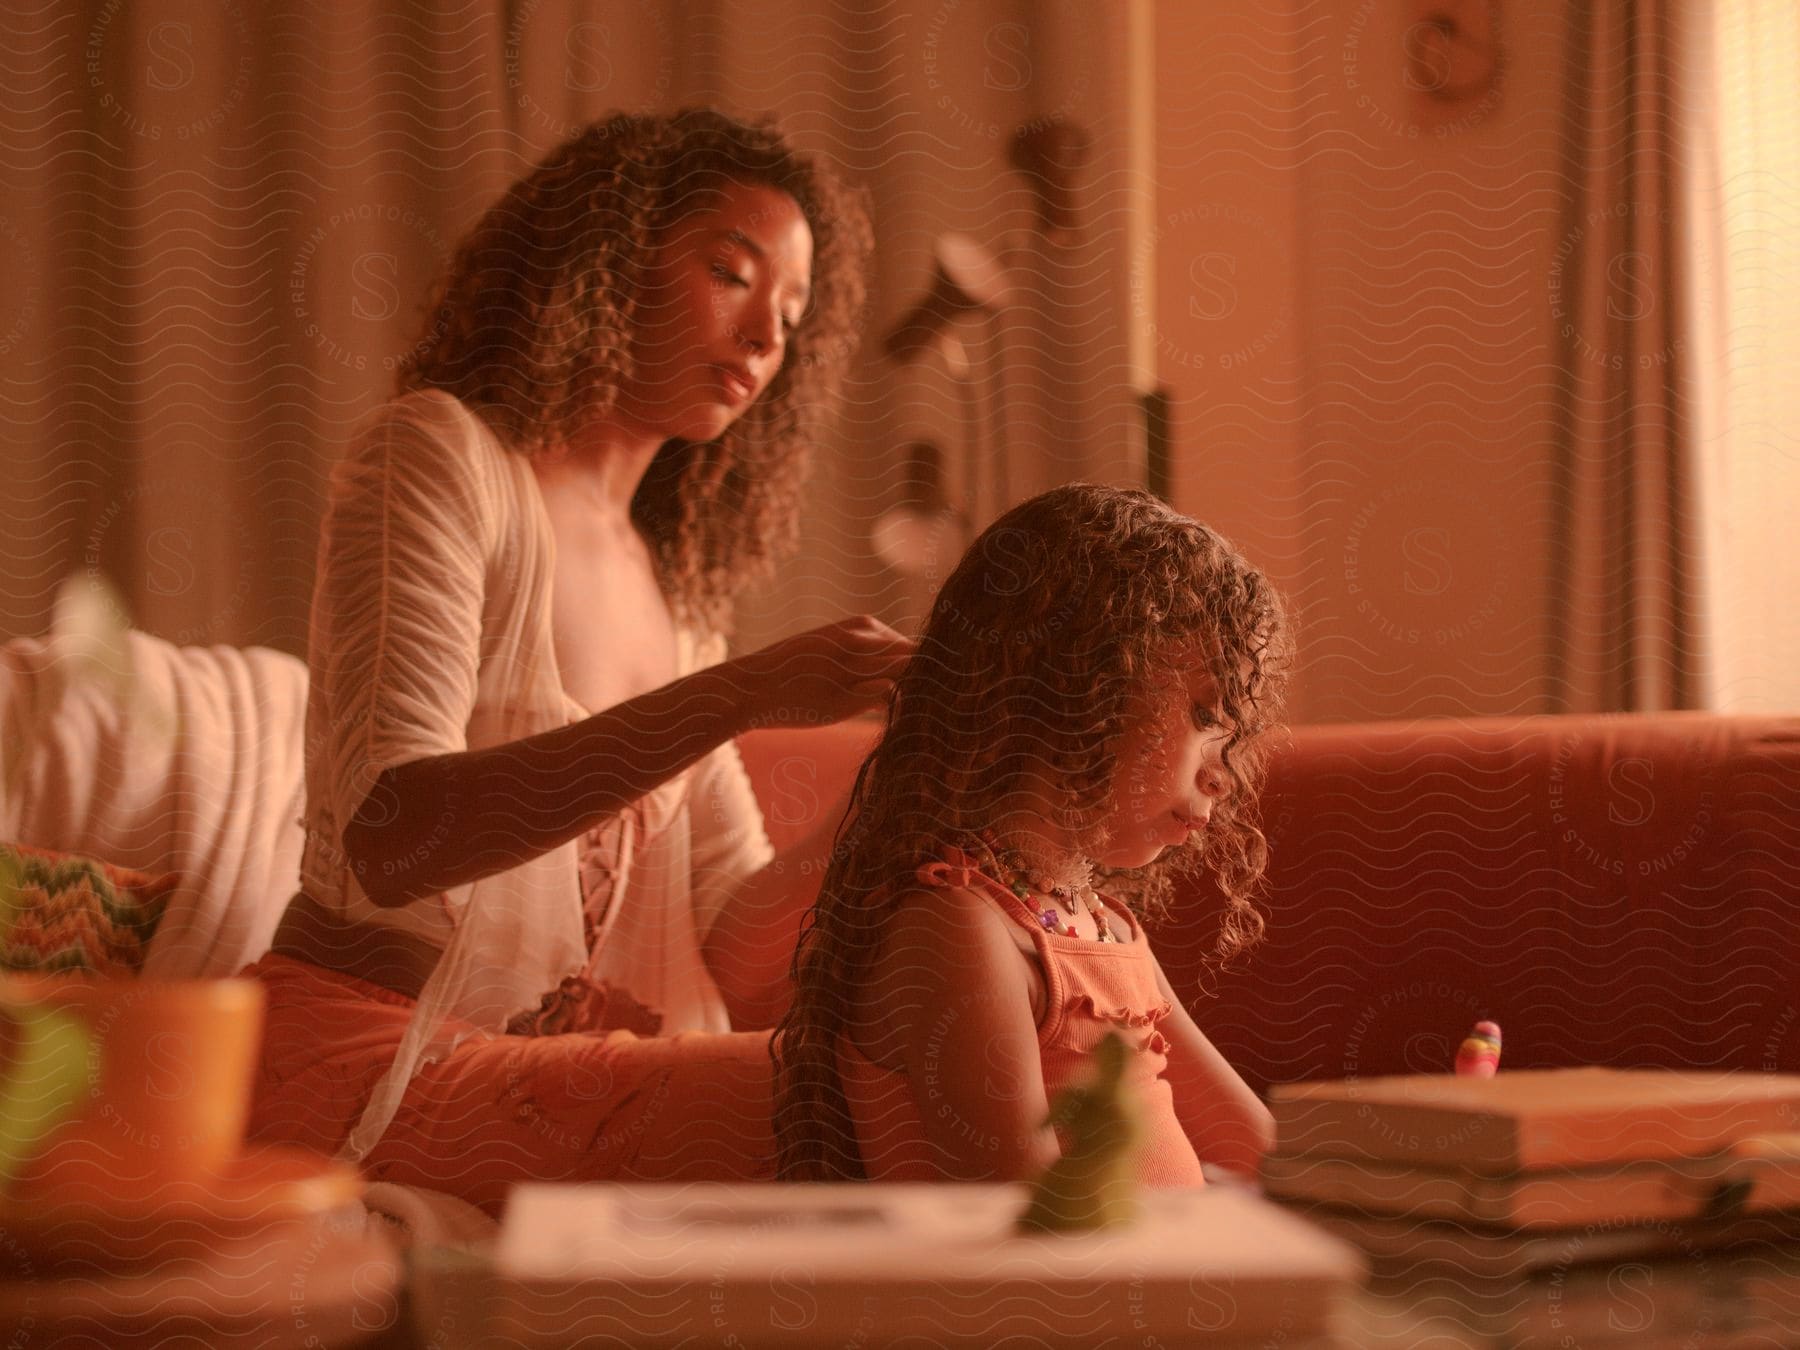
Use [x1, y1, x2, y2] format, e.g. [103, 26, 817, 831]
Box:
[729, 616, 915, 730]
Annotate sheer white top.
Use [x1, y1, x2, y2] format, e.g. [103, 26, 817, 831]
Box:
[299, 390, 773, 1153]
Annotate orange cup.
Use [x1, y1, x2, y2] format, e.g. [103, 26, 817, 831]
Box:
[0, 975, 265, 1202]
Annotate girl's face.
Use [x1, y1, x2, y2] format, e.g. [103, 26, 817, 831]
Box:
[1095, 665, 1236, 869]
[613, 179, 814, 444]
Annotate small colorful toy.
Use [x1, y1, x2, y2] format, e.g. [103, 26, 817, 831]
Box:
[1454, 1020, 1503, 1078]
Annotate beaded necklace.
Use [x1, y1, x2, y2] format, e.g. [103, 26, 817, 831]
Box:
[970, 830, 1117, 943]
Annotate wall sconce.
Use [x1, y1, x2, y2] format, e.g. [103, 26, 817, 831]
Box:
[880, 233, 1011, 367]
[880, 234, 1012, 527]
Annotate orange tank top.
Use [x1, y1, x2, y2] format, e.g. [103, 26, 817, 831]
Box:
[838, 850, 1207, 1188]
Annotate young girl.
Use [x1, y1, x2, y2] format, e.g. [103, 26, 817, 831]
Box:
[245, 108, 913, 1212]
[775, 484, 1288, 1185]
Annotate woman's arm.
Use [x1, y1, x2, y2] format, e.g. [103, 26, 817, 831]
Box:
[859, 888, 1060, 1181]
[348, 617, 912, 907]
[1149, 949, 1275, 1175]
[344, 661, 751, 906]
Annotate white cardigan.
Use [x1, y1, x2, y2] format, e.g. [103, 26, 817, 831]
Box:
[302, 390, 772, 1155]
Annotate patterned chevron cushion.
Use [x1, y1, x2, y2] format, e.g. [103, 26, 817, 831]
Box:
[0, 842, 175, 976]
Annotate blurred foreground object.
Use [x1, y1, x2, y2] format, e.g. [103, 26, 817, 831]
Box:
[423, 1179, 1364, 1347]
[1017, 1030, 1142, 1234]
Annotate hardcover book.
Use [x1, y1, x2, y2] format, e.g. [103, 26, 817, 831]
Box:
[1262, 1134, 1800, 1229]
[1269, 1069, 1800, 1174]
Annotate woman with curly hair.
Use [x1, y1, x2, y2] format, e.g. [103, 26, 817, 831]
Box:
[774, 484, 1288, 1185]
[245, 108, 912, 1211]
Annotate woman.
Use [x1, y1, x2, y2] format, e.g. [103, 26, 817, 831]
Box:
[245, 109, 911, 1213]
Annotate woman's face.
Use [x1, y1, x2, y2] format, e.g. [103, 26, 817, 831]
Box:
[614, 179, 814, 444]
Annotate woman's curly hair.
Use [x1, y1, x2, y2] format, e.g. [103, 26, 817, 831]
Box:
[397, 107, 873, 632]
[773, 484, 1291, 1180]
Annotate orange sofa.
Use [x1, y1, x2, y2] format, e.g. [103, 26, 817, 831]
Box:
[739, 713, 1800, 1094]
[9, 627, 1789, 1097]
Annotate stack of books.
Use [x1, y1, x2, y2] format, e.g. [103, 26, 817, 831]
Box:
[1263, 1068, 1800, 1347]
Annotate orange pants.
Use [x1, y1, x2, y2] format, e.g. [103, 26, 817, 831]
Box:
[243, 953, 775, 1217]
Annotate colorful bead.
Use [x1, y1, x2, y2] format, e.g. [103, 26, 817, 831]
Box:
[1038, 908, 1060, 931]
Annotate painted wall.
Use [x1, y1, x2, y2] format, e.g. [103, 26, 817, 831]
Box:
[1156, 0, 1570, 722]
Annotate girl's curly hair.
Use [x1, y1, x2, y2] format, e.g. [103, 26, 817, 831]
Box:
[773, 484, 1291, 1180]
[397, 107, 873, 632]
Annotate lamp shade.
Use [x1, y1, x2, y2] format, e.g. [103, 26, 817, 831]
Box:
[880, 233, 1011, 363]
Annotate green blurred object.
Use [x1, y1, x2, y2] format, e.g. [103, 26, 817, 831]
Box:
[1017, 1030, 1143, 1234]
[0, 1002, 93, 1188]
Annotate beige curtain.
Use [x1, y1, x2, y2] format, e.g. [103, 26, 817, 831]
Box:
[1688, 0, 1800, 713]
[1542, 0, 1703, 713]
[0, 1, 1134, 655]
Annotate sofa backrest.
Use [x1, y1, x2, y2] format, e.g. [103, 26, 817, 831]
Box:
[1150, 714, 1800, 1090]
